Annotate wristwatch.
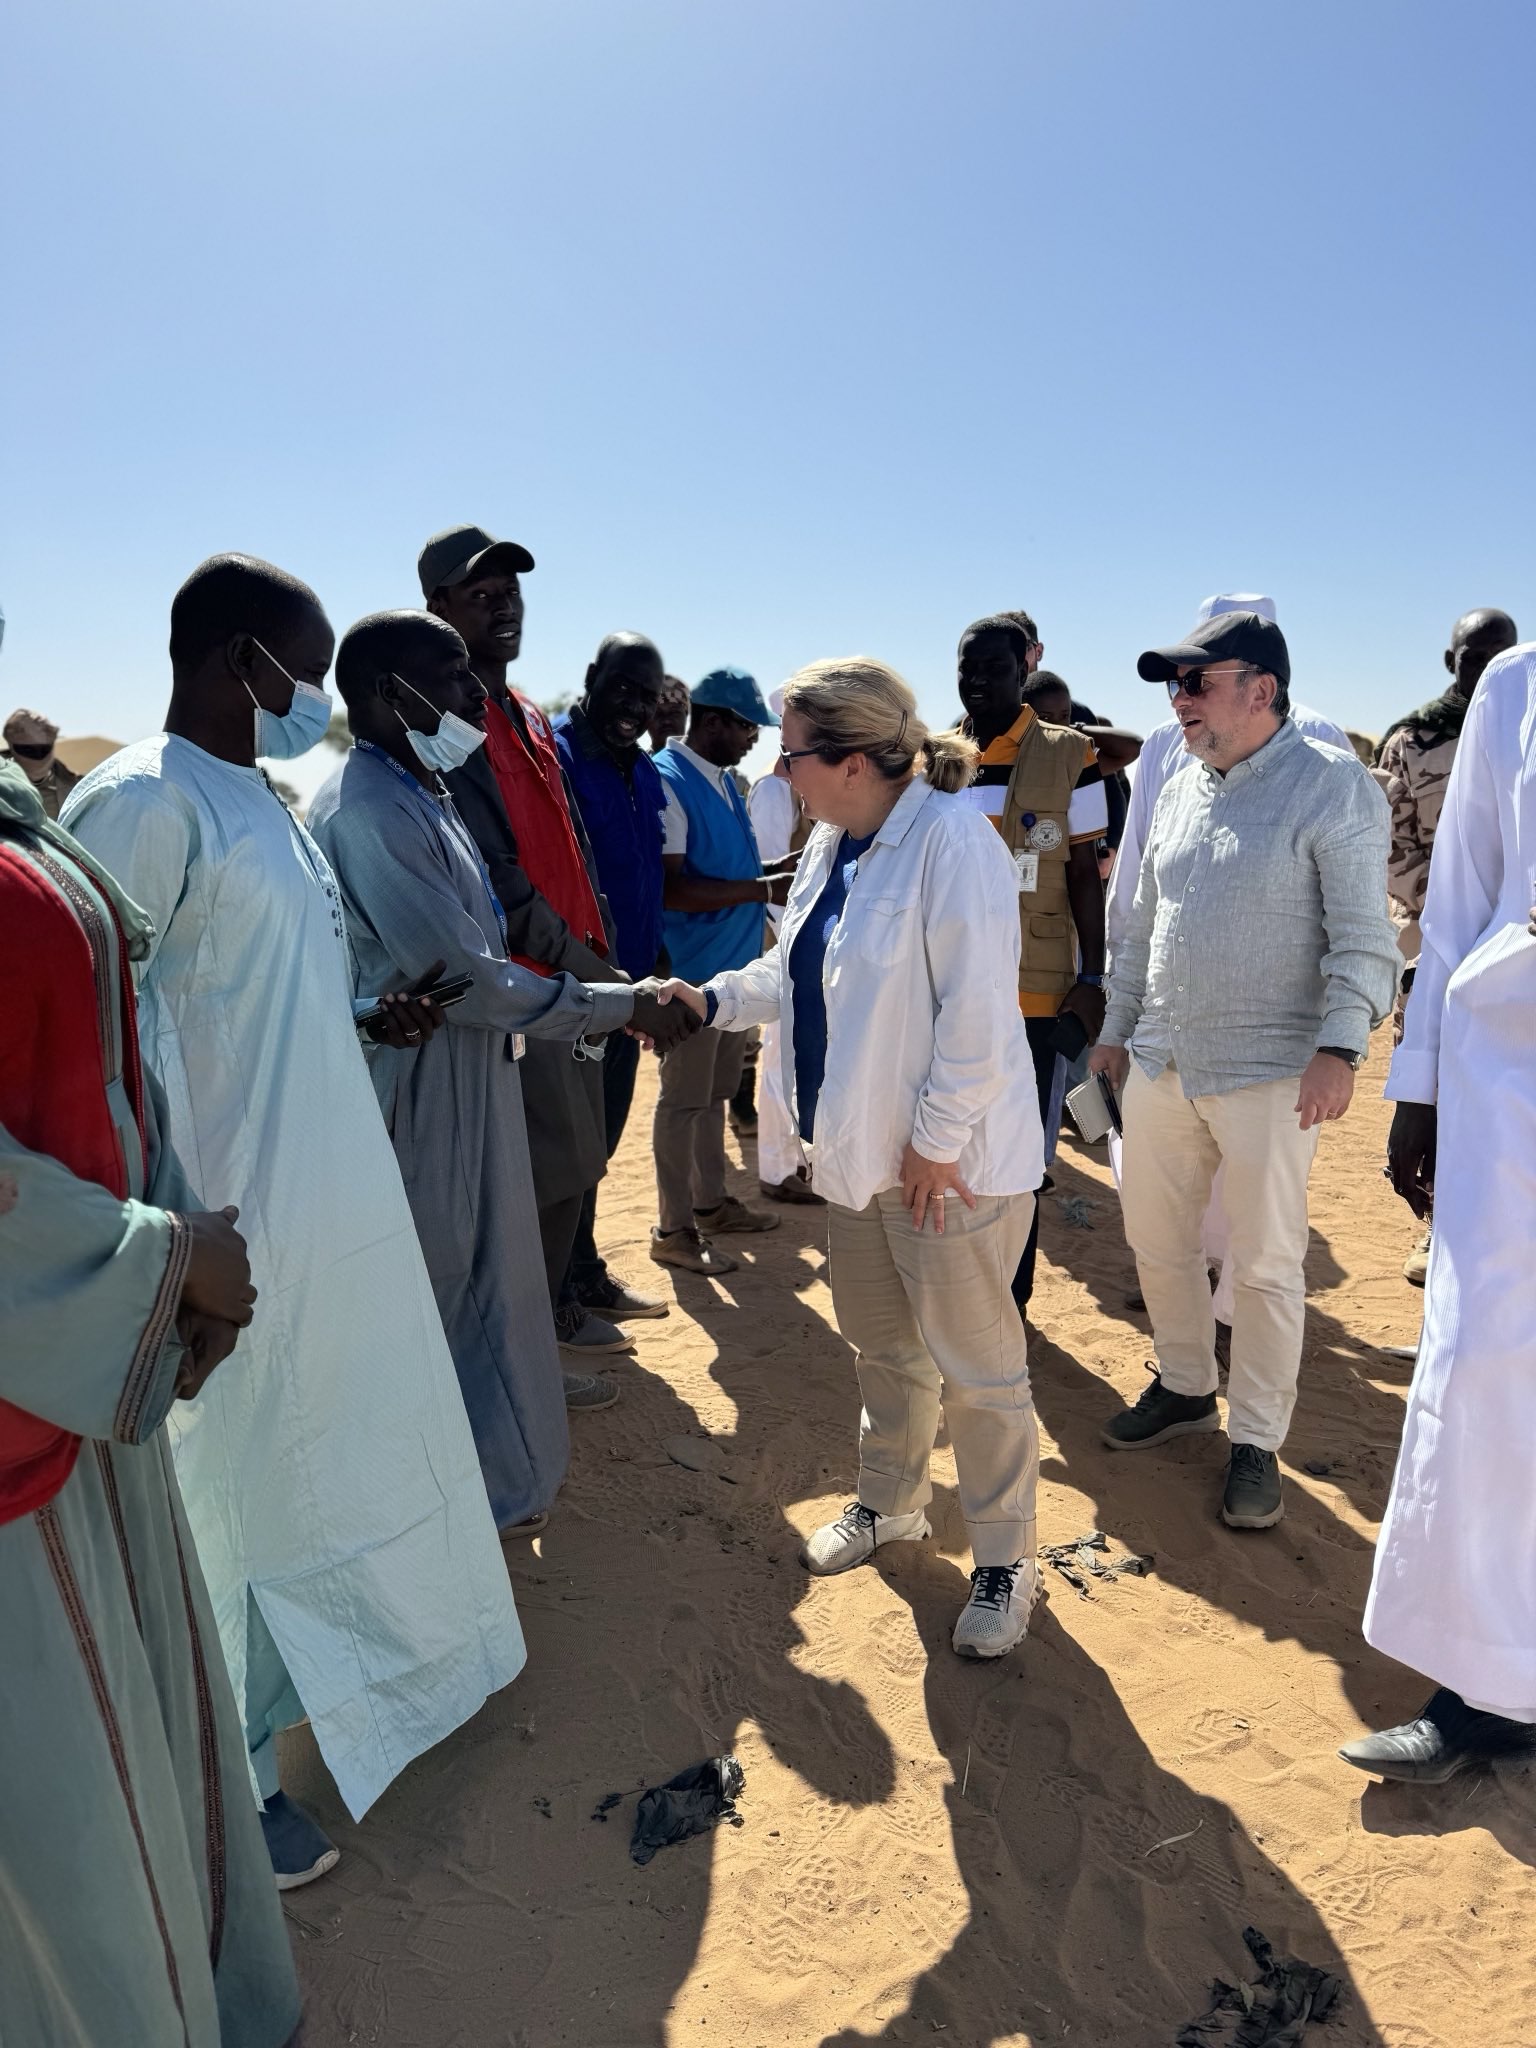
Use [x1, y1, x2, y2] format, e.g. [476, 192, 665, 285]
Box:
[1076, 972, 1106, 987]
[1317, 1045, 1364, 1070]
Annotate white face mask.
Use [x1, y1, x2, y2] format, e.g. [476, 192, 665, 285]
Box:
[246, 639, 334, 760]
[393, 674, 487, 774]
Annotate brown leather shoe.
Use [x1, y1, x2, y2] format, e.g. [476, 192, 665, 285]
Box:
[759, 1172, 825, 1207]
[694, 1197, 780, 1235]
[649, 1227, 738, 1276]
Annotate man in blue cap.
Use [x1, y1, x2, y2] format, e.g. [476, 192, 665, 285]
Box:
[650, 669, 797, 1274]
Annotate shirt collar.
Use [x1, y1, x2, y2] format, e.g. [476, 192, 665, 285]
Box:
[1203, 715, 1298, 786]
[564, 701, 611, 764]
[872, 775, 934, 849]
[666, 736, 732, 793]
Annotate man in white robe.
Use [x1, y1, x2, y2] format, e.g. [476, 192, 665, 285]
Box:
[1106, 595, 1352, 1330]
[1342, 642, 1536, 1783]
[64, 555, 525, 1883]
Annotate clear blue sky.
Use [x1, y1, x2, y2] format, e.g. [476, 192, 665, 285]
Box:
[4, 0, 1533, 793]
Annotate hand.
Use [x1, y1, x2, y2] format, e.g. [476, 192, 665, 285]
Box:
[1296, 1052, 1356, 1131]
[654, 978, 709, 1021]
[174, 1311, 242, 1399]
[899, 1142, 977, 1235]
[1087, 1043, 1130, 1091]
[629, 980, 704, 1055]
[181, 1207, 257, 1328]
[364, 959, 449, 1048]
[764, 871, 793, 908]
[1387, 1100, 1438, 1220]
[1057, 981, 1107, 1041]
[763, 853, 802, 877]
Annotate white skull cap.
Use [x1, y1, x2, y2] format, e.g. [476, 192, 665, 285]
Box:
[1196, 593, 1278, 624]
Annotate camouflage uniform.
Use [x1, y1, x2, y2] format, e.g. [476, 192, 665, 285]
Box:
[1378, 715, 1463, 965]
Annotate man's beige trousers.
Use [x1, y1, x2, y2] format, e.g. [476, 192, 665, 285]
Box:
[1120, 1062, 1320, 1452]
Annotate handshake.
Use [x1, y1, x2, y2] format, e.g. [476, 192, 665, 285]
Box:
[626, 978, 711, 1056]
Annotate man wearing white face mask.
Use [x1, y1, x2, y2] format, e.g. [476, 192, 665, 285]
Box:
[308, 612, 696, 1532]
[63, 556, 529, 1890]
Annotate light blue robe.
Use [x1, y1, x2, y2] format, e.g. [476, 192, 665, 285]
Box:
[64, 735, 525, 1820]
[308, 745, 633, 1529]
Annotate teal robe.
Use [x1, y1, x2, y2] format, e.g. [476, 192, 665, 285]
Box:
[0, 775, 299, 2048]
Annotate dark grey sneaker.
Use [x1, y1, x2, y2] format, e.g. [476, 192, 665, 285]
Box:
[260, 1790, 339, 1890]
[1339, 1688, 1536, 1784]
[1101, 1370, 1220, 1451]
[1221, 1443, 1284, 1529]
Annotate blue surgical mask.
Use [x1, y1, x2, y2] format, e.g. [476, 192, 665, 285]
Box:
[246, 639, 333, 760]
[393, 673, 487, 775]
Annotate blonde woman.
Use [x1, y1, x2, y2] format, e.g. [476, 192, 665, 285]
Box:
[661, 658, 1046, 1658]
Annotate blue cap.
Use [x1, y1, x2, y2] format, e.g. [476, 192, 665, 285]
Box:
[691, 666, 778, 728]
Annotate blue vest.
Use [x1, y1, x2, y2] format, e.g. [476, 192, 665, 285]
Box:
[653, 746, 765, 983]
[553, 710, 668, 979]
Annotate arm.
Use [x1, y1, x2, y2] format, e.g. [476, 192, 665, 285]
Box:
[0, 1124, 191, 1444]
[1380, 730, 1432, 921]
[1100, 818, 1160, 1048]
[1106, 732, 1168, 957]
[1387, 691, 1503, 1110]
[908, 826, 1025, 1165]
[702, 944, 786, 1032]
[324, 800, 634, 1045]
[662, 852, 779, 913]
[60, 775, 197, 975]
[1312, 768, 1399, 1061]
[1059, 841, 1107, 1035]
[446, 748, 613, 982]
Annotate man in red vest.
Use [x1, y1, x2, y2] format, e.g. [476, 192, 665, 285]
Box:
[421, 526, 666, 1402]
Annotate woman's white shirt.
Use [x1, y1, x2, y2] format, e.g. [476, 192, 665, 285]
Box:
[706, 777, 1044, 1211]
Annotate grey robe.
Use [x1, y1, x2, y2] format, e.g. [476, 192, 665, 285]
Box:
[0, 815, 298, 2048]
[308, 746, 634, 1528]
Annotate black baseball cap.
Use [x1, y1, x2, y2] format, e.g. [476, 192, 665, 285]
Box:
[417, 525, 535, 599]
[1137, 611, 1290, 688]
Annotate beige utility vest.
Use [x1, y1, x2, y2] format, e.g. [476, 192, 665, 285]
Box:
[998, 714, 1085, 1001]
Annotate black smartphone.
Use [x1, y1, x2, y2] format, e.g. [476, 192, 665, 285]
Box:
[355, 972, 474, 1033]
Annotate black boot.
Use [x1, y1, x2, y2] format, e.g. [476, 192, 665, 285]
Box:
[1339, 1687, 1536, 1784]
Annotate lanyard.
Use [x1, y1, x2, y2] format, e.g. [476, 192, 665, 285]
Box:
[355, 740, 509, 949]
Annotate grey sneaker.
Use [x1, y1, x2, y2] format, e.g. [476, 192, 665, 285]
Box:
[575, 1273, 670, 1321]
[952, 1560, 1040, 1660]
[1221, 1443, 1284, 1529]
[563, 1370, 620, 1412]
[1101, 1369, 1220, 1451]
[260, 1791, 339, 1890]
[801, 1502, 929, 1576]
[555, 1306, 636, 1358]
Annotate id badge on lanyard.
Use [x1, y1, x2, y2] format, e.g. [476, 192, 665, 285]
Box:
[1014, 850, 1039, 893]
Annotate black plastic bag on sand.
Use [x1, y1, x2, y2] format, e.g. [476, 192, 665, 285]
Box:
[630, 1756, 746, 1867]
[1176, 1926, 1344, 2046]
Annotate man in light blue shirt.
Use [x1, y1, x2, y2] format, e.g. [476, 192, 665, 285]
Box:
[1090, 612, 1397, 1533]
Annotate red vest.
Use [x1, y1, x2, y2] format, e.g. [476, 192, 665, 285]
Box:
[483, 692, 608, 977]
[0, 842, 148, 1523]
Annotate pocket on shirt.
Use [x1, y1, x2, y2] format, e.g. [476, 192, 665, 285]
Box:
[1027, 913, 1072, 945]
[857, 897, 912, 967]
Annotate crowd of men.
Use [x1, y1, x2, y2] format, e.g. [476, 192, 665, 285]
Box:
[1, 546, 1531, 2046]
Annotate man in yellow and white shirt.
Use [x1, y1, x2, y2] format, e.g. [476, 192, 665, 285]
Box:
[954, 615, 1108, 1310]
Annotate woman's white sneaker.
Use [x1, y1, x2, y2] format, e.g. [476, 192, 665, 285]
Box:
[952, 1560, 1039, 1659]
[800, 1502, 930, 1576]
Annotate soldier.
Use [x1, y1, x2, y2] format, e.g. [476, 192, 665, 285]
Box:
[1376, 607, 1517, 1284]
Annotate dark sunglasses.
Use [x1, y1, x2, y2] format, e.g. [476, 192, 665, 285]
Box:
[1164, 662, 1249, 701]
[6, 742, 53, 760]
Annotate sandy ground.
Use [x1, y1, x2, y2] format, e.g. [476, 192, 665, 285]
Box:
[286, 1039, 1536, 2048]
